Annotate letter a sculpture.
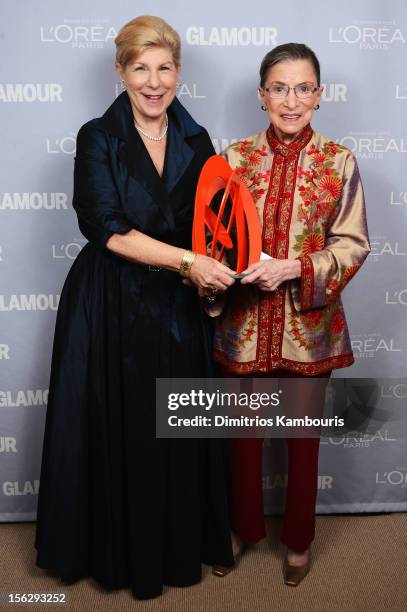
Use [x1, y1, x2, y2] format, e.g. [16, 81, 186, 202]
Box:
[193, 155, 262, 273]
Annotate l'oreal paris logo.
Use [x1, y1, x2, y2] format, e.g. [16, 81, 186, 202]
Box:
[328, 24, 405, 49]
[40, 22, 116, 48]
[367, 238, 407, 261]
[337, 134, 407, 159]
[46, 135, 76, 155]
[385, 291, 407, 306]
[380, 383, 407, 399]
[52, 239, 86, 260]
[376, 468, 407, 487]
[390, 192, 407, 206]
[351, 336, 402, 354]
[320, 430, 396, 447]
[114, 82, 206, 99]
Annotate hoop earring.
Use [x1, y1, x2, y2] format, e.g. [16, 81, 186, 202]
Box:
[261, 105, 267, 111]
[314, 104, 320, 111]
[120, 79, 127, 91]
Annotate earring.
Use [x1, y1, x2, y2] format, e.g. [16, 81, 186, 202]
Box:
[176, 81, 182, 90]
[314, 104, 320, 110]
[120, 79, 127, 91]
[257, 89, 266, 110]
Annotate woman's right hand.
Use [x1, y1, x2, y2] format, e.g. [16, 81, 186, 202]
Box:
[188, 254, 236, 292]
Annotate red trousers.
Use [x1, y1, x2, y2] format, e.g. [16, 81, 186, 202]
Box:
[229, 370, 331, 552]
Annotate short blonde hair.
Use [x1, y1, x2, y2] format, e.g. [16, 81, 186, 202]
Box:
[115, 15, 181, 67]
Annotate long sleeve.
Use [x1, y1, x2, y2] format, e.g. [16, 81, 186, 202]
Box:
[291, 152, 371, 312]
[72, 124, 134, 249]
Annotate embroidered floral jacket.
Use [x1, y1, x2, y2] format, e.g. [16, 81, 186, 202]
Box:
[212, 124, 370, 375]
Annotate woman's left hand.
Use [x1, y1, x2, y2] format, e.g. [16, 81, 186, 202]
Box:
[240, 258, 301, 292]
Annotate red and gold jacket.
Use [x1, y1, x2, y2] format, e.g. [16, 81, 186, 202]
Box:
[212, 124, 371, 375]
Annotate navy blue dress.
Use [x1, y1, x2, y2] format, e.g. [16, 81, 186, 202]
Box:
[35, 92, 233, 599]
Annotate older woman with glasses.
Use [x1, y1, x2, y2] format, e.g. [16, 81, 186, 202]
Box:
[210, 43, 370, 585]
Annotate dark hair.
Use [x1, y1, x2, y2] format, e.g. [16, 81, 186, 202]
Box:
[259, 43, 321, 87]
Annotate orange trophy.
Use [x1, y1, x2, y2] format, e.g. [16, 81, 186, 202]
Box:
[193, 155, 262, 275]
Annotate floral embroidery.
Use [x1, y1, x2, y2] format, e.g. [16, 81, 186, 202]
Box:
[326, 142, 339, 155]
[217, 290, 258, 356]
[230, 140, 270, 202]
[287, 311, 315, 350]
[238, 140, 252, 155]
[294, 228, 324, 256]
[294, 142, 343, 256]
[303, 310, 324, 329]
[343, 263, 361, 283]
[247, 150, 262, 166]
[331, 313, 345, 335]
[317, 175, 342, 201]
[288, 303, 346, 350]
[326, 278, 340, 294]
[326, 263, 362, 302]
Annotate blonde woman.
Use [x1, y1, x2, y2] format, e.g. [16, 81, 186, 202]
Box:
[35, 16, 234, 600]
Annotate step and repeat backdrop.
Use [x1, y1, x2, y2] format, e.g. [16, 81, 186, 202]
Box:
[0, 0, 406, 520]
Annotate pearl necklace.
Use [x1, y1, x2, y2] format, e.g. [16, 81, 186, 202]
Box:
[133, 114, 168, 141]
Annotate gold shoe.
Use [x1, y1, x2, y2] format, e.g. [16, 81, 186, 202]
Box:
[212, 543, 247, 577]
[283, 552, 311, 586]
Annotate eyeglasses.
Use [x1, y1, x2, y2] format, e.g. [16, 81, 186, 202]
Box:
[263, 82, 319, 99]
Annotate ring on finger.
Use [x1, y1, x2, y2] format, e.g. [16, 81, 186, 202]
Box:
[205, 288, 219, 304]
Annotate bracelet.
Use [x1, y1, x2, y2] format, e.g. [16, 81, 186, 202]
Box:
[179, 251, 197, 278]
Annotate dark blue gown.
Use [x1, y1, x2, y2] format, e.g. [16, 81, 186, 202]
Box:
[35, 92, 233, 599]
